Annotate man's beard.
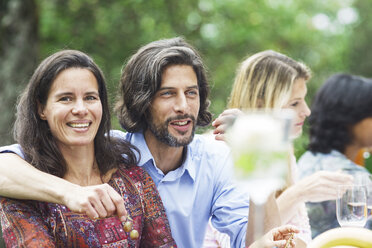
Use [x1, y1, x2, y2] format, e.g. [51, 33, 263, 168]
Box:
[147, 114, 196, 147]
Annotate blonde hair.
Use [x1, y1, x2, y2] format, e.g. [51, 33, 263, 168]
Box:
[228, 50, 311, 110]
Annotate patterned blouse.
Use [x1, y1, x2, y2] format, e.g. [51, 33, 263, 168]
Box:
[0, 165, 177, 248]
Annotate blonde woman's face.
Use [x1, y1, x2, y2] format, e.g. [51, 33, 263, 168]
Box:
[283, 78, 311, 139]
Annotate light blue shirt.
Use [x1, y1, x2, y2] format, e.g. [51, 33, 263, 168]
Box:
[1, 131, 249, 248]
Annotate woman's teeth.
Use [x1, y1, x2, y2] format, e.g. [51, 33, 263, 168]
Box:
[68, 123, 90, 128]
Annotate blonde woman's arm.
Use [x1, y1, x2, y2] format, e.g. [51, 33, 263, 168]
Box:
[276, 170, 353, 224]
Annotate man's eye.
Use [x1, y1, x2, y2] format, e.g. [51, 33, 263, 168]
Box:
[160, 91, 172, 96]
[187, 90, 198, 96]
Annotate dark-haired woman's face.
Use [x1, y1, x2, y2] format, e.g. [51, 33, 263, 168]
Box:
[38, 68, 102, 150]
[351, 117, 372, 148]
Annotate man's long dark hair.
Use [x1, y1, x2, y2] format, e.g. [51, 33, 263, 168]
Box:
[115, 37, 212, 132]
[308, 74, 372, 154]
[14, 50, 138, 177]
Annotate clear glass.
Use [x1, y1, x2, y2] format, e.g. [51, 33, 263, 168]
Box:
[367, 175, 372, 219]
[226, 109, 294, 241]
[336, 184, 367, 227]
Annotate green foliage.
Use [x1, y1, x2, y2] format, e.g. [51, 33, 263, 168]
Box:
[2, 0, 371, 152]
[364, 150, 372, 174]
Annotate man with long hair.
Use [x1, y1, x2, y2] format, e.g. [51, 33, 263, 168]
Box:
[0, 37, 282, 247]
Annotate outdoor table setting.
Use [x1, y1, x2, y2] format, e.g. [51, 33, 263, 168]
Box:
[308, 174, 372, 247]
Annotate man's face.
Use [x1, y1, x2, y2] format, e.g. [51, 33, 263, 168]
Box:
[146, 64, 200, 147]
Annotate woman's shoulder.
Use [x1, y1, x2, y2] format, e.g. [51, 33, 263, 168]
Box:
[298, 150, 369, 176]
[297, 150, 337, 178]
[114, 164, 153, 185]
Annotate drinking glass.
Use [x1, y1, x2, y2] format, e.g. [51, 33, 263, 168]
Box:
[367, 176, 372, 220]
[336, 185, 367, 228]
[227, 109, 294, 242]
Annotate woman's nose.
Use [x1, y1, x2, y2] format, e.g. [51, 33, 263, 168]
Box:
[303, 102, 311, 117]
[72, 100, 88, 115]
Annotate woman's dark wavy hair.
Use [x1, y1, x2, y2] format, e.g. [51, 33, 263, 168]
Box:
[14, 50, 138, 177]
[115, 37, 212, 132]
[308, 73, 372, 154]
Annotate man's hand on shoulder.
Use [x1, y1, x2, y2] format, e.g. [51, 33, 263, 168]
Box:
[64, 183, 128, 222]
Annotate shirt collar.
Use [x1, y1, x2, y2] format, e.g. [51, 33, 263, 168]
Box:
[130, 132, 196, 182]
[129, 132, 154, 167]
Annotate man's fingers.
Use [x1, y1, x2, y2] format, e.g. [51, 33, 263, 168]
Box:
[107, 186, 127, 222]
[99, 190, 117, 217]
[82, 202, 100, 219]
[88, 194, 108, 218]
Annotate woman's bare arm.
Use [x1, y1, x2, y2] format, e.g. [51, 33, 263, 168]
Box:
[276, 171, 353, 223]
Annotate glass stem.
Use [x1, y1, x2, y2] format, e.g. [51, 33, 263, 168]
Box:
[254, 201, 265, 244]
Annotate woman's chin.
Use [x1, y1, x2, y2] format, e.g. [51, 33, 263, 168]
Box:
[290, 130, 302, 140]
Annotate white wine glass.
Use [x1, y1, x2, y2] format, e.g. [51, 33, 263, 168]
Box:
[336, 184, 367, 228]
[227, 109, 294, 242]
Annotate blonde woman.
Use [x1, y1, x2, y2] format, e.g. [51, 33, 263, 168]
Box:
[210, 51, 352, 247]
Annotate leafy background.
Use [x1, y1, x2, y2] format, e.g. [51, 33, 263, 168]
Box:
[1, 0, 372, 245]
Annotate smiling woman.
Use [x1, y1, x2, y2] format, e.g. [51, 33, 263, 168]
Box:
[0, 50, 176, 247]
[38, 68, 103, 155]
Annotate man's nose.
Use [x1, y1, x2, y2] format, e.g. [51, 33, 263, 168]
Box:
[173, 94, 188, 113]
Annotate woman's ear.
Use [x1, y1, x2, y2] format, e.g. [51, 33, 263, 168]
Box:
[37, 102, 46, 120]
[257, 98, 264, 108]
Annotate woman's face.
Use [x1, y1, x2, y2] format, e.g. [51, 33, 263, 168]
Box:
[38, 68, 102, 149]
[283, 78, 311, 139]
[351, 117, 372, 148]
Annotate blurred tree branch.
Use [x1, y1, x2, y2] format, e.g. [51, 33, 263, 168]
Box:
[0, 0, 39, 145]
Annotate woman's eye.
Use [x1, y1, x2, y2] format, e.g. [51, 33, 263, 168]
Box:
[59, 96, 72, 102]
[86, 95, 98, 101]
[290, 102, 299, 107]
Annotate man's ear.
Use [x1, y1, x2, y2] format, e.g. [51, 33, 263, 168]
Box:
[37, 102, 46, 120]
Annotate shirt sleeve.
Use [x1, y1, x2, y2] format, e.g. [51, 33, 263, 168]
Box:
[0, 144, 25, 159]
[210, 148, 249, 248]
[0, 197, 55, 247]
[137, 168, 177, 248]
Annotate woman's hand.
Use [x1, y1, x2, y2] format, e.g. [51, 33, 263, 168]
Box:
[63, 183, 128, 222]
[277, 171, 353, 223]
[212, 108, 243, 141]
[295, 171, 353, 202]
[250, 225, 299, 248]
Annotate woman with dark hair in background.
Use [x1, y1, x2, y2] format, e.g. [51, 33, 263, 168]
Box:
[298, 73, 372, 237]
[0, 49, 176, 247]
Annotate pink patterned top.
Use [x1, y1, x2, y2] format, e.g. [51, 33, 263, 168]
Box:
[0, 165, 176, 248]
